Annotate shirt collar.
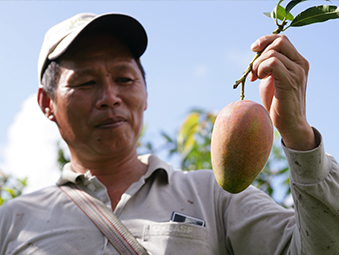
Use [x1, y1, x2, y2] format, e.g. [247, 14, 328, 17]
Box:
[56, 154, 174, 186]
[138, 154, 173, 184]
[57, 163, 83, 185]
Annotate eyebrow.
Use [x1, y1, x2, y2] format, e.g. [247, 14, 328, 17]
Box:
[108, 62, 137, 73]
[65, 69, 96, 84]
[65, 62, 137, 83]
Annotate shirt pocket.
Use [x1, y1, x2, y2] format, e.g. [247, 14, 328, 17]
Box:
[142, 222, 210, 255]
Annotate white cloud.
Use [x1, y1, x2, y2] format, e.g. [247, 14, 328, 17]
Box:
[193, 63, 209, 77]
[224, 48, 254, 69]
[2, 94, 62, 194]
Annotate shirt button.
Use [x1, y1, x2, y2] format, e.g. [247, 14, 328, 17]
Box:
[87, 183, 96, 191]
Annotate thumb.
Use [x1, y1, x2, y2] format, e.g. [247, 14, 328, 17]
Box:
[259, 75, 275, 113]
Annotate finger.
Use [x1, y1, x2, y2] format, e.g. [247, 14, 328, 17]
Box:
[252, 34, 304, 64]
[248, 70, 257, 82]
[259, 76, 275, 113]
[250, 35, 296, 82]
[251, 34, 281, 52]
[252, 48, 308, 94]
[253, 50, 292, 81]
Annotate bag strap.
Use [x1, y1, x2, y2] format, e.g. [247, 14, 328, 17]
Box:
[59, 182, 149, 255]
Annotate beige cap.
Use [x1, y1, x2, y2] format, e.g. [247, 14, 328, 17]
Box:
[38, 12, 147, 86]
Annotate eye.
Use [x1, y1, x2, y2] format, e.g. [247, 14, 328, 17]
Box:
[115, 77, 133, 84]
[79, 80, 96, 87]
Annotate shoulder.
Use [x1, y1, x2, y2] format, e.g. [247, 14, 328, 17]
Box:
[169, 168, 230, 202]
[140, 154, 220, 188]
[0, 185, 64, 240]
[0, 185, 63, 215]
[171, 168, 217, 184]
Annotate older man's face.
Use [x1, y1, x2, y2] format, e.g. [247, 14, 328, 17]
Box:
[49, 32, 147, 162]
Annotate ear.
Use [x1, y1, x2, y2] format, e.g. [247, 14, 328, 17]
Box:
[37, 87, 56, 122]
[143, 91, 148, 111]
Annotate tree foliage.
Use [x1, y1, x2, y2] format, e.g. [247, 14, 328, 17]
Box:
[0, 170, 27, 206]
[156, 109, 292, 208]
[1, 108, 292, 208]
[160, 109, 216, 171]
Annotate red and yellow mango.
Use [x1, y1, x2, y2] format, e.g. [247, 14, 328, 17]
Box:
[211, 100, 273, 193]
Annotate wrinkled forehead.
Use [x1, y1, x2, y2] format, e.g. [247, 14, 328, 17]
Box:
[58, 31, 134, 62]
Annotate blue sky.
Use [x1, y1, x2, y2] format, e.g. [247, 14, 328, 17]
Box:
[1, 0, 338, 192]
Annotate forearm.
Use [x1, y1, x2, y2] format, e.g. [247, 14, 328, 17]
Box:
[280, 122, 317, 151]
[283, 127, 339, 254]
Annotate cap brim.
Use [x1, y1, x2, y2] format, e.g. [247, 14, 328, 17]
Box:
[49, 13, 147, 60]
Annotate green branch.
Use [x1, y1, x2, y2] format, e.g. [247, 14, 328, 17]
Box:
[232, 0, 339, 100]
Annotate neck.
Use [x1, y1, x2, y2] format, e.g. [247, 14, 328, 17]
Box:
[69, 150, 148, 208]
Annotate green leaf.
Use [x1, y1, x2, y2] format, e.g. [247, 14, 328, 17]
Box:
[290, 5, 339, 27]
[264, 0, 284, 20]
[274, 0, 285, 19]
[2, 187, 16, 198]
[264, 2, 294, 22]
[161, 131, 174, 143]
[263, 12, 272, 18]
[285, 0, 307, 17]
[276, 4, 295, 21]
[177, 112, 199, 155]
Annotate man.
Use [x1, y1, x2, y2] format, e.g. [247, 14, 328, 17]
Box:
[0, 12, 338, 255]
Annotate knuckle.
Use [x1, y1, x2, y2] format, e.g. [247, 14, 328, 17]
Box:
[256, 37, 266, 47]
[273, 35, 292, 50]
[293, 65, 307, 85]
[276, 34, 289, 43]
[257, 34, 273, 47]
[303, 58, 310, 73]
[266, 49, 277, 58]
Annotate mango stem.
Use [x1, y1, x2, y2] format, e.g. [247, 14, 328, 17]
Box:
[233, 52, 261, 100]
[232, 23, 285, 100]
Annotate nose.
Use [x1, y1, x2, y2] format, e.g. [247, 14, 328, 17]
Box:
[95, 81, 122, 109]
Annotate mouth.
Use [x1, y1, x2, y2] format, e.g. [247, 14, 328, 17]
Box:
[95, 117, 127, 129]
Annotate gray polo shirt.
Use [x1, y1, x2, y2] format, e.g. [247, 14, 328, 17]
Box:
[1, 128, 338, 254]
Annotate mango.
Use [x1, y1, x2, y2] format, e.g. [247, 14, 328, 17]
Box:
[211, 100, 273, 193]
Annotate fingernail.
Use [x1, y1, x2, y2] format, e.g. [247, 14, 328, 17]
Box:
[251, 40, 259, 51]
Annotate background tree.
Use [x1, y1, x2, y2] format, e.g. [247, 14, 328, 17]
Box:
[0, 170, 27, 206]
[1, 108, 291, 208]
[158, 109, 292, 208]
